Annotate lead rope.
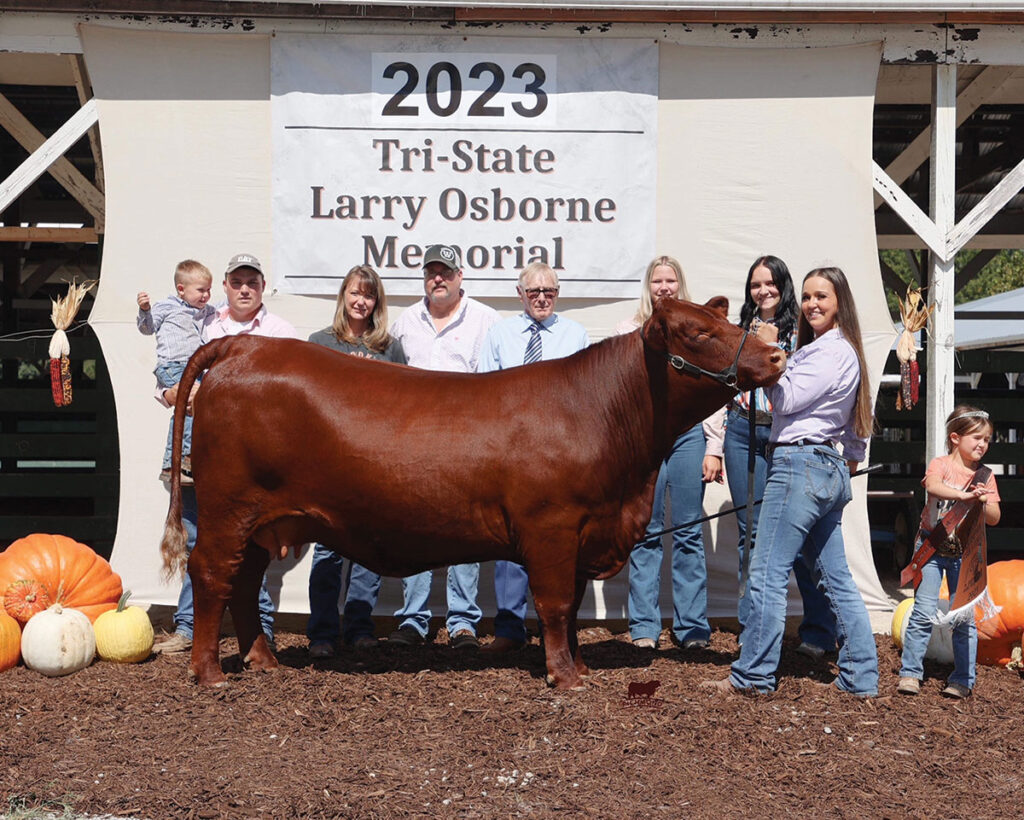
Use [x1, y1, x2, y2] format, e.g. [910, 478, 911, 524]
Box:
[738, 405, 757, 599]
[637, 463, 883, 545]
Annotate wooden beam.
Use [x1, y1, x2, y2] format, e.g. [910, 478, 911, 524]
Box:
[947, 155, 1024, 257]
[455, 8, 950, 23]
[879, 234, 1024, 250]
[953, 248, 997, 295]
[927, 64, 957, 464]
[903, 249, 923, 285]
[0, 94, 104, 224]
[878, 257, 908, 296]
[0, 226, 98, 243]
[874, 66, 1017, 211]
[19, 254, 72, 298]
[872, 161, 946, 260]
[68, 55, 105, 200]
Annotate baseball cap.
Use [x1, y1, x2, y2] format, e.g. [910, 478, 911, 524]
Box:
[225, 253, 263, 275]
[422, 244, 461, 271]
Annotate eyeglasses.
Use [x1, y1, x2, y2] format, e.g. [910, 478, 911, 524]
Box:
[523, 287, 559, 299]
[424, 267, 458, 280]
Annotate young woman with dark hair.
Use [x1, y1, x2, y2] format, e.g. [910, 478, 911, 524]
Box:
[724, 255, 836, 657]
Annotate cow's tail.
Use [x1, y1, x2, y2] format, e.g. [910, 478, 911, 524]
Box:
[159, 337, 234, 581]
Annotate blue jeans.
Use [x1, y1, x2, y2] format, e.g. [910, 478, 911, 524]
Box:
[729, 444, 878, 695]
[493, 560, 529, 642]
[173, 487, 275, 641]
[306, 543, 381, 645]
[628, 426, 711, 644]
[398, 563, 481, 637]
[724, 408, 836, 650]
[155, 361, 193, 470]
[899, 556, 977, 689]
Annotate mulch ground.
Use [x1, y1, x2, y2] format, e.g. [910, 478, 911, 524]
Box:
[2, 625, 1022, 819]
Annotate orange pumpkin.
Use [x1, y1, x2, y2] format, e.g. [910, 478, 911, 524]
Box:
[939, 560, 1024, 666]
[0, 611, 20, 672]
[975, 560, 1024, 666]
[0, 534, 122, 625]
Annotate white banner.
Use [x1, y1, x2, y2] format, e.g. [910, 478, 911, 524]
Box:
[271, 35, 657, 297]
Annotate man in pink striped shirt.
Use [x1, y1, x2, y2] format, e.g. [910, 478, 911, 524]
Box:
[153, 252, 297, 656]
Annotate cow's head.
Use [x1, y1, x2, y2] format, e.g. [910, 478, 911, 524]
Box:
[642, 296, 785, 392]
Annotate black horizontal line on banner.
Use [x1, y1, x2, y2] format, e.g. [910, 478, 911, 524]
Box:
[286, 276, 642, 282]
[284, 126, 645, 135]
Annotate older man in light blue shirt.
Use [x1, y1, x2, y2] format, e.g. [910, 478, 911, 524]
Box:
[477, 262, 589, 653]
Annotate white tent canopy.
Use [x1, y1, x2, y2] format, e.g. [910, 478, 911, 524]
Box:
[77, 24, 896, 622]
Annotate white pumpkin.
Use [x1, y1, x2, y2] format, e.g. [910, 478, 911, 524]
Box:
[891, 597, 954, 664]
[21, 603, 96, 677]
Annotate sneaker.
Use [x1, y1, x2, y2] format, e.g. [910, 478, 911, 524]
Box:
[941, 682, 971, 699]
[153, 631, 192, 654]
[682, 638, 710, 650]
[449, 629, 480, 650]
[700, 678, 737, 694]
[795, 641, 826, 660]
[632, 637, 657, 650]
[388, 625, 425, 647]
[159, 463, 194, 486]
[897, 676, 921, 695]
[309, 641, 336, 659]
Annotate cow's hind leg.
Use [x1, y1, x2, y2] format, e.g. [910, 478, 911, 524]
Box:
[187, 535, 235, 686]
[231, 540, 278, 672]
[528, 555, 585, 690]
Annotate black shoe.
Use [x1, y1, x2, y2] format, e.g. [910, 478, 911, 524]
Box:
[388, 625, 425, 646]
[450, 629, 480, 650]
[682, 638, 709, 650]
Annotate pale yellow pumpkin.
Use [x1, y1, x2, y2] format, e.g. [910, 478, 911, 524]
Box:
[93, 590, 154, 663]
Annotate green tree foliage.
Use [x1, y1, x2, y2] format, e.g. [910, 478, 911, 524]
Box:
[956, 249, 1024, 303]
[879, 248, 1024, 318]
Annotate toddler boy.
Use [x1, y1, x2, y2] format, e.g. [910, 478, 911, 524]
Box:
[137, 259, 215, 483]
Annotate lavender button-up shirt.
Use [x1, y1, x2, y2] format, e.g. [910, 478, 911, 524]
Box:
[766, 327, 868, 463]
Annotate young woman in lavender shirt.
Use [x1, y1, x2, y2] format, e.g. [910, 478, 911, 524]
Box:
[706, 266, 878, 696]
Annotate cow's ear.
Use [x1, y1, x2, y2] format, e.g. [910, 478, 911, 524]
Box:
[641, 309, 669, 352]
[705, 296, 729, 318]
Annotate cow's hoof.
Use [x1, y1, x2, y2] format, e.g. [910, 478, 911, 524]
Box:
[546, 673, 585, 690]
[244, 652, 280, 672]
[190, 666, 228, 687]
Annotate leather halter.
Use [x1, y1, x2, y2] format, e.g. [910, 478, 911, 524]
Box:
[662, 326, 751, 390]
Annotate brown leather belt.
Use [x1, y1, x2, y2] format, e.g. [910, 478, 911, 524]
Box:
[732, 404, 773, 426]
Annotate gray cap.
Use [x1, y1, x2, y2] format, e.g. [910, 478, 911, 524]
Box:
[422, 244, 461, 271]
[225, 253, 263, 275]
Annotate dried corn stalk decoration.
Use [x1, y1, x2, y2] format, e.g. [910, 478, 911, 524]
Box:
[48, 279, 96, 407]
[895, 284, 934, 411]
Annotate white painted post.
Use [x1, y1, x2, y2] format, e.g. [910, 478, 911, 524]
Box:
[927, 64, 957, 463]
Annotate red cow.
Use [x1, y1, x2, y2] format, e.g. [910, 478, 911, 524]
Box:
[161, 296, 784, 689]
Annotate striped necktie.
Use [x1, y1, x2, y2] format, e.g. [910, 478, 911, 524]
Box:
[524, 321, 543, 364]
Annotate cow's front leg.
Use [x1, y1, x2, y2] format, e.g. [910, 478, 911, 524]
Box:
[232, 541, 278, 672]
[570, 575, 590, 678]
[529, 560, 585, 690]
[188, 540, 232, 686]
